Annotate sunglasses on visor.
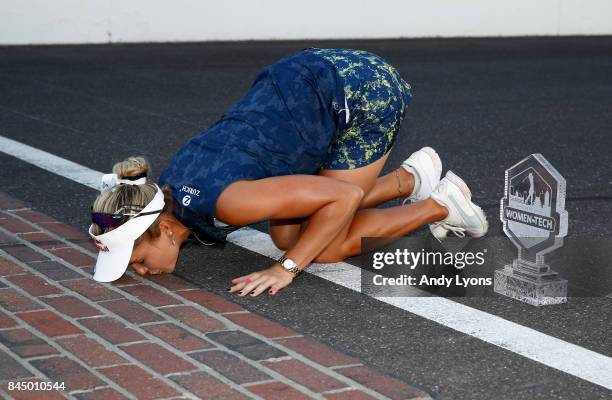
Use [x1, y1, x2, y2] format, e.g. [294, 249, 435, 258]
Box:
[90, 205, 164, 230]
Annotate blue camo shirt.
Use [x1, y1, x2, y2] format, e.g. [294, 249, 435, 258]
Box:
[158, 49, 347, 241]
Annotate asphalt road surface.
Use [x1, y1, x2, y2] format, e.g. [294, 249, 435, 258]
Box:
[1, 36, 611, 399]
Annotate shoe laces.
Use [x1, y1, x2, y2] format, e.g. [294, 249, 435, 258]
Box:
[439, 223, 467, 238]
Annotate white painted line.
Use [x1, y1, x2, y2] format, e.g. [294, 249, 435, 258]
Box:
[0, 136, 102, 190]
[3, 135, 612, 391]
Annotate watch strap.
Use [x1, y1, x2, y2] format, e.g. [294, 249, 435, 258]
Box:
[277, 254, 301, 276]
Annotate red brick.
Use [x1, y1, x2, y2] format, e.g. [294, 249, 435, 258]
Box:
[109, 273, 140, 286]
[247, 381, 312, 400]
[263, 358, 347, 392]
[74, 387, 129, 400]
[206, 330, 287, 361]
[56, 335, 127, 368]
[17, 310, 83, 337]
[0, 288, 44, 312]
[324, 390, 378, 400]
[275, 336, 359, 368]
[38, 222, 89, 241]
[189, 350, 271, 384]
[0, 214, 38, 234]
[142, 323, 213, 352]
[0, 309, 17, 328]
[0, 328, 58, 358]
[99, 299, 163, 324]
[78, 316, 146, 345]
[13, 209, 57, 223]
[170, 371, 248, 399]
[0, 256, 25, 276]
[42, 295, 102, 318]
[61, 278, 124, 302]
[0, 349, 34, 381]
[18, 232, 66, 249]
[176, 289, 243, 313]
[225, 312, 297, 339]
[98, 364, 180, 399]
[28, 260, 83, 281]
[119, 342, 198, 375]
[81, 266, 94, 276]
[30, 356, 104, 391]
[6, 272, 62, 296]
[2, 378, 67, 399]
[2, 244, 49, 262]
[0, 192, 27, 210]
[161, 305, 226, 333]
[48, 247, 96, 267]
[120, 284, 183, 307]
[336, 366, 430, 400]
[144, 274, 195, 290]
[70, 238, 99, 253]
[0, 230, 18, 245]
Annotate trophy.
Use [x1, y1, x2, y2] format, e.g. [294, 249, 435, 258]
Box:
[494, 154, 568, 306]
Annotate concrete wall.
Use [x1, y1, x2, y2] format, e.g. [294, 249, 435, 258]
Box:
[2, 0, 611, 45]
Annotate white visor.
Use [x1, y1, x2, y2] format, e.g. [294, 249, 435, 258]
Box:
[89, 185, 165, 282]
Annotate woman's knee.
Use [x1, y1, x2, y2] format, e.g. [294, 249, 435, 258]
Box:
[268, 220, 302, 251]
[270, 234, 294, 251]
[313, 241, 357, 263]
[318, 155, 387, 201]
[346, 184, 365, 206]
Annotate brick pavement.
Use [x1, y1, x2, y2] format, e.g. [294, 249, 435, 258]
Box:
[0, 191, 433, 400]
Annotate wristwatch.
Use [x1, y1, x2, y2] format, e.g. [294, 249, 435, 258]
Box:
[277, 254, 301, 276]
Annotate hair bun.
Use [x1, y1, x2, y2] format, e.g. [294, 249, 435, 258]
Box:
[112, 156, 150, 180]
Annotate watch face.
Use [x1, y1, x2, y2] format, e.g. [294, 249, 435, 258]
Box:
[282, 259, 297, 269]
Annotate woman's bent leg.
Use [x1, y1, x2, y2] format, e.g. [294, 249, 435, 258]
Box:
[312, 199, 447, 263]
[281, 149, 447, 261]
[269, 150, 392, 250]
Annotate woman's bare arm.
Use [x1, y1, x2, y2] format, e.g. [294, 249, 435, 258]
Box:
[216, 174, 364, 296]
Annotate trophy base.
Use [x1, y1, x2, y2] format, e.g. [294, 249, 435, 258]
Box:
[494, 265, 567, 306]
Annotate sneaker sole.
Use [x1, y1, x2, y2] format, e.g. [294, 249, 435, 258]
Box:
[442, 171, 488, 237]
[469, 203, 489, 238]
[445, 170, 472, 200]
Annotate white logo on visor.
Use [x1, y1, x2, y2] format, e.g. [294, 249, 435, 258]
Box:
[182, 195, 192, 206]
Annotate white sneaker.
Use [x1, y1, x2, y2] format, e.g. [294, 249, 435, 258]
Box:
[401, 146, 442, 205]
[429, 171, 488, 241]
[429, 170, 471, 240]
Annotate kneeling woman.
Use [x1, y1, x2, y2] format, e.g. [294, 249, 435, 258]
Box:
[88, 48, 488, 297]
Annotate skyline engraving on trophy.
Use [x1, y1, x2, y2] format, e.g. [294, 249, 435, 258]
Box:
[494, 153, 569, 306]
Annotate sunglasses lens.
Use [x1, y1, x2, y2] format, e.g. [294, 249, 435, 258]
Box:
[91, 213, 127, 229]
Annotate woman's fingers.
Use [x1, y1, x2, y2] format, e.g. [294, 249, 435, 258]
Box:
[228, 273, 260, 293]
[231, 273, 258, 284]
[229, 268, 292, 297]
[237, 275, 267, 297]
[249, 279, 274, 297]
[249, 278, 289, 297]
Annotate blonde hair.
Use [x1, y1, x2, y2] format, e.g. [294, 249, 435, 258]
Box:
[90, 156, 177, 245]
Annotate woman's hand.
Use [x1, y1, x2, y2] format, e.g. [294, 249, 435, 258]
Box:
[229, 263, 294, 297]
